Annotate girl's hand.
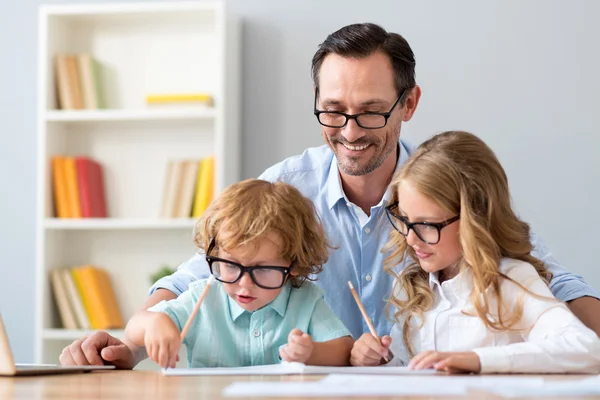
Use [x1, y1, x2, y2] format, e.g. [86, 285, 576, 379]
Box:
[408, 350, 481, 373]
[280, 328, 314, 363]
[144, 313, 181, 368]
[350, 333, 392, 366]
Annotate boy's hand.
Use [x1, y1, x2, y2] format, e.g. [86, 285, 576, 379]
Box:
[144, 313, 181, 368]
[408, 351, 481, 373]
[279, 328, 313, 363]
[350, 333, 392, 366]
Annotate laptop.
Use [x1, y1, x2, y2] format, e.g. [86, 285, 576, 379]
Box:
[0, 315, 115, 376]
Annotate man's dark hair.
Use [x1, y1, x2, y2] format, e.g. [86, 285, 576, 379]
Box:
[311, 23, 416, 102]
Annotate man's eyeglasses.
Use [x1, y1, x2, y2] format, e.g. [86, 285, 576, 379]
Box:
[203, 241, 294, 290]
[385, 202, 460, 245]
[313, 88, 406, 129]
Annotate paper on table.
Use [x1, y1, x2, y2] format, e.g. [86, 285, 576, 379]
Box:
[223, 380, 467, 397]
[484, 374, 600, 397]
[222, 373, 546, 397]
[162, 362, 442, 376]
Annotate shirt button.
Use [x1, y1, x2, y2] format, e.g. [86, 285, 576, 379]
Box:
[365, 274, 372, 282]
[364, 227, 371, 234]
[253, 329, 261, 337]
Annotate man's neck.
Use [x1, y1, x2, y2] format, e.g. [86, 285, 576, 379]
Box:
[340, 146, 398, 215]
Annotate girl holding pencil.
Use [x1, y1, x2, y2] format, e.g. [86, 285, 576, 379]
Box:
[350, 131, 600, 373]
[125, 179, 353, 368]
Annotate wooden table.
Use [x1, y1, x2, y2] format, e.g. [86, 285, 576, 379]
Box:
[0, 370, 595, 399]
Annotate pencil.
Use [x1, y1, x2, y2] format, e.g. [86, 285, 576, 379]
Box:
[347, 281, 389, 363]
[180, 275, 216, 342]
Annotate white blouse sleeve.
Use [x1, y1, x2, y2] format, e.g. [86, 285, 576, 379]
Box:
[473, 261, 600, 373]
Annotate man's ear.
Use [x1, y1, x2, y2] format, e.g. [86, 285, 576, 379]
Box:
[402, 85, 422, 122]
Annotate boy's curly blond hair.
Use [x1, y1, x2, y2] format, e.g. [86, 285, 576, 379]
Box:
[194, 179, 331, 287]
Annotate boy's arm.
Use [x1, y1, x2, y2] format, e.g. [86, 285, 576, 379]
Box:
[306, 298, 354, 366]
[307, 336, 354, 366]
[124, 311, 163, 347]
[531, 232, 600, 335]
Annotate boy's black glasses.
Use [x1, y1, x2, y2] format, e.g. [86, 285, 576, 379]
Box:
[204, 240, 294, 290]
[385, 202, 460, 245]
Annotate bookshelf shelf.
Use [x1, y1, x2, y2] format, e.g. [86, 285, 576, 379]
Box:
[44, 218, 197, 230]
[46, 108, 217, 123]
[36, 1, 240, 370]
[42, 329, 125, 341]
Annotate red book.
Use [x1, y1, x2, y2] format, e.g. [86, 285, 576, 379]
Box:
[75, 157, 107, 218]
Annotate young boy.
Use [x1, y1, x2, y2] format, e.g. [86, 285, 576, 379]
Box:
[125, 179, 353, 368]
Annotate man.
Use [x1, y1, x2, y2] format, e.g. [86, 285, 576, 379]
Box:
[60, 23, 600, 369]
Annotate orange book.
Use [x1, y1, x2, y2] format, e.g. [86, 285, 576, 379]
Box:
[51, 157, 70, 218]
[71, 266, 124, 330]
[63, 157, 81, 218]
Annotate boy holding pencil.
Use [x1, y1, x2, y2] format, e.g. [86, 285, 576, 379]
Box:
[125, 179, 353, 368]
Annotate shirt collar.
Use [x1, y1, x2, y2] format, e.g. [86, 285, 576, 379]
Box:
[227, 281, 293, 322]
[428, 269, 473, 295]
[325, 140, 410, 210]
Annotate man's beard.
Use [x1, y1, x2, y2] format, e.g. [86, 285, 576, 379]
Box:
[330, 133, 397, 176]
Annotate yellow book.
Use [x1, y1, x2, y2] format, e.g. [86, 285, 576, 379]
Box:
[71, 267, 100, 329]
[51, 157, 70, 218]
[71, 266, 124, 330]
[192, 157, 214, 218]
[63, 157, 81, 218]
[145, 93, 213, 105]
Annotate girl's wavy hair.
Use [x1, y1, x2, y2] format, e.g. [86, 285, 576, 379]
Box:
[194, 179, 331, 287]
[383, 131, 552, 356]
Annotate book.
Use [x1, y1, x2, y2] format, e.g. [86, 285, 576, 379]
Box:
[75, 157, 107, 218]
[51, 157, 70, 218]
[62, 269, 91, 329]
[55, 55, 74, 110]
[174, 161, 199, 218]
[160, 160, 186, 218]
[145, 93, 213, 105]
[192, 157, 214, 218]
[71, 266, 124, 330]
[63, 157, 82, 218]
[49, 269, 78, 330]
[65, 55, 84, 109]
[77, 54, 104, 109]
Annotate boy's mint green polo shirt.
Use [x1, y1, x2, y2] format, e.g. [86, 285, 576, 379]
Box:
[148, 278, 351, 367]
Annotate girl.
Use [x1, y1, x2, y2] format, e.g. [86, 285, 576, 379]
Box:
[126, 179, 353, 368]
[350, 131, 600, 373]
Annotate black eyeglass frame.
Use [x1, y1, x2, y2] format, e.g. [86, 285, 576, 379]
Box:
[313, 87, 407, 129]
[203, 240, 294, 290]
[385, 202, 460, 245]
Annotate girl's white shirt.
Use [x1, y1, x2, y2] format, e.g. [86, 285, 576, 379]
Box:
[387, 258, 600, 373]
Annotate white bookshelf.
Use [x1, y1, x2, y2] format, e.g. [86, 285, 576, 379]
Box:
[35, 1, 240, 370]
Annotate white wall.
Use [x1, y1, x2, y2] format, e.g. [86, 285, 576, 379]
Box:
[1, 0, 598, 361]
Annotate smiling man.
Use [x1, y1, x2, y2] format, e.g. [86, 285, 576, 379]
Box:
[60, 23, 600, 369]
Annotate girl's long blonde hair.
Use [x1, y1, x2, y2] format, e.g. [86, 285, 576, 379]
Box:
[383, 131, 551, 356]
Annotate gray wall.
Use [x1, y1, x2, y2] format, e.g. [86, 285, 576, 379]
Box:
[1, 0, 599, 362]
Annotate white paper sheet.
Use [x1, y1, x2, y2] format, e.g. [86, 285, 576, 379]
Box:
[223, 381, 467, 397]
[222, 373, 547, 397]
[484, 374, 600, 397]
[162, 362, 441, 376]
